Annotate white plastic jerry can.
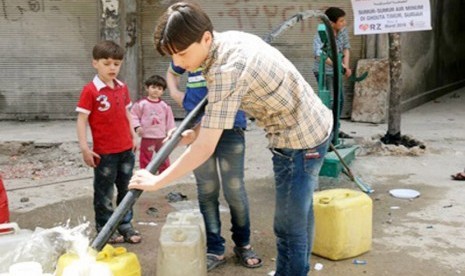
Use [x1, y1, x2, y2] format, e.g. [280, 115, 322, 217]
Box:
[157, 211, 207, 276]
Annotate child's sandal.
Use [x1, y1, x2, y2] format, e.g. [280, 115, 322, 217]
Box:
[122, 229, 142, 244]
[233, 246, 262, 268]
[107, 232, 124, 244]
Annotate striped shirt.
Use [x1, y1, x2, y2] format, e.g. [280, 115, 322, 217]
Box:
[201, 31, 333, 149]
[312, 27, 351, 74]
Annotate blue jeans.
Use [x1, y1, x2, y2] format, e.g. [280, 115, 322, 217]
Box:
[93, 149, 135, 235]
[270, 137, 330, 276]
[195, 128, 250, 255]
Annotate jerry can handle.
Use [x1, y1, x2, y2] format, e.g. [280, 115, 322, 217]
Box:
[114, 247, 127, 256]
[319, 197, 332, 204]
[97, 246, 128, 260]
[97, 244, 114, 261]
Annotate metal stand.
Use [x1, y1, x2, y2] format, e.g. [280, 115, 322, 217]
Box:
[316, 22, 358, 178]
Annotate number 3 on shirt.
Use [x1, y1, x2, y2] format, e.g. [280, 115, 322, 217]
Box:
[96, 95, 110, 112]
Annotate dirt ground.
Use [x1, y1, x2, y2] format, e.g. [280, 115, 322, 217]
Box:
[2, 88, 465, 275]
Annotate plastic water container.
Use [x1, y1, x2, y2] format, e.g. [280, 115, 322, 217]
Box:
[165, 211, 206, 246]
[157, 211, 206, 276]
[0, 177, 9, 224]
[0, 223, 33, 256]
[55, 244, 141, 276]
[312, 188, 372, 260]
[8, 261, 43, 276]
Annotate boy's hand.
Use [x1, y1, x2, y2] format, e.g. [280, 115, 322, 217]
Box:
[344, 68, 352, 78]
[135, 127, 143, 137]
[129, 169, 160, 192]
[180, 129, 197, 145]
[81, 149, 100, 168]
[163, 127, 176, 143]
[163, 128, 197, 146]
[132, 136, 139, 152]
[342, 64, 352, 78]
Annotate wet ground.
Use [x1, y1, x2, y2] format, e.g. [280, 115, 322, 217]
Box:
[8, 176, 462, 276]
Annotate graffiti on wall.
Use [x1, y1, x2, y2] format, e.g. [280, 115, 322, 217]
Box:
[100, 0, 120, 42]
[1, 0, 61, 21]
[218, 0, 321, 32]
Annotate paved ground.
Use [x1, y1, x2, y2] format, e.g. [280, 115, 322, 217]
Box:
[1, 87, 465, 275]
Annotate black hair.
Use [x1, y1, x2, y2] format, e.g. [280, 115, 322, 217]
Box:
[144, 75, 167, 90]
[92, 40, 125, 60]
[154, 2, 213, 56]
[325, 7, 346, 23]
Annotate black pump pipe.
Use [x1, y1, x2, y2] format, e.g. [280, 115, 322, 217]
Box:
[319, 15, 340, 144]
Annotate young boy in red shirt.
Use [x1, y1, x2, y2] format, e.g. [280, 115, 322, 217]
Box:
[76, 40, 141, 244]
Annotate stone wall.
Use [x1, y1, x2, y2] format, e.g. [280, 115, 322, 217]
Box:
[362, 0, 465, 113]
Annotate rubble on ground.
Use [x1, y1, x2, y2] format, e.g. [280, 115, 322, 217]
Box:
[0, 141, 87, 180]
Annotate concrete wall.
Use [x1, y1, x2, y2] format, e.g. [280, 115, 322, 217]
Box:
[0, 0, 99, 120]
[100, 0, 140, 100]
[365, 0, 465, 111]
[139, 0, 465, 117]
[1, 0, 462, 120]
[138, 0, 365, 118]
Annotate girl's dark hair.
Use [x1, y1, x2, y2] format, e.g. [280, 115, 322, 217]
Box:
[145, 75, 167, 90]
[325, 7, 346, 23]
[92, 40, 125, 60]
[154, 2, 213, 56]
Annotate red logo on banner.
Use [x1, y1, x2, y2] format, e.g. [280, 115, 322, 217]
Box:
[359, 24, 369, 31]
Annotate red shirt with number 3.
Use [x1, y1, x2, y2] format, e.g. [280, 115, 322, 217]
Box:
[76, 76, 133, 154]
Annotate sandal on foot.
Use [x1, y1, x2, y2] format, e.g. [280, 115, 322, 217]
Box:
[451, 172, 465, 181]
[233, 246, 263, 269]
[206, 253, 226, 271]
[107, 232, 124, 244]
[122, 229, 142, 244]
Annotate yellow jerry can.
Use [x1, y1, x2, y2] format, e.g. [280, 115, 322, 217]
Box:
[312, 188, 372, 260]
[55, 244, 141, 276]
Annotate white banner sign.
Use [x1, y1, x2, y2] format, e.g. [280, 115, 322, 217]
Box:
[351, 0, 432, 35]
